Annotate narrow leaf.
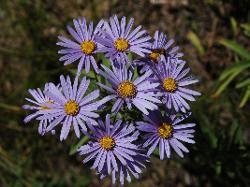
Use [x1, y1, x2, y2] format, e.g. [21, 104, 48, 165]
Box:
[69, 136, 89, 155]
[214, 71, 240, 96]
[219, 61, 250, 81]
[239, 86, 250, 108]
[219, 39, 250, 60]
[236, 78, 250, 88]
[187, 31, 205, 56]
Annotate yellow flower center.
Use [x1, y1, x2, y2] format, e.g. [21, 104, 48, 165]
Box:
[163, 77, 177, 92]
[81, 40, 96, 55]
[117, 81, 137, 98]
[99, 136, 115, 150]
[64, 100, 80, 116]
[114, 38, 129, 52]
[158, 123, 173, 139]
[149, 49, 165, 62]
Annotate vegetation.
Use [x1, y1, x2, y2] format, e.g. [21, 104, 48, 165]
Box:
[0, 0, 250, 186]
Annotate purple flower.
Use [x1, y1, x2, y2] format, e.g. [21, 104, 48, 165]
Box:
[136, 110, 196, 159]
[97, 15, 151, 63]
[23, 84, 56, 135]
[136, 31, 185, 73]
[38, 75, 107, 141]
[57, 18, 104, 74]
[149, 31, 184, 62]
[97, 63, 161, 115]
[78, 114, 148, 185]
[153, 60, 201, 112]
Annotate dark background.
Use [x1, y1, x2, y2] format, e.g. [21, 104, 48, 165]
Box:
[0, 0, 250, 186]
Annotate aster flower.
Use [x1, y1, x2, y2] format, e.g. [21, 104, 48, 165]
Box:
[97, 63, 161, 115]
[136, 31, 185, 73]
[78, 114, 148, 185]
[57, 18, 104, 74]
[153, 60, 201, 112]
[136, 110, 196, 159]
[97, 15, 151, 63]
[148, 31, 184, 62]
[23, 84, 56, 135]
[38, 75, 107, 141]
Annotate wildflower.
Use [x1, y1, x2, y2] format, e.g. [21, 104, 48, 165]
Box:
[97, 63, 161, 114]
[39, 75, 106, 141]
[78, 114, 148, 185]
[23, 84, 56, 135]
[136, 31, 184, 73]
[136, 110, 196, 159]
[153, 60, 201, 112]
[149, 31, 182, 62]
[97, 15, 151, 63]
[57, 18, 104, 74]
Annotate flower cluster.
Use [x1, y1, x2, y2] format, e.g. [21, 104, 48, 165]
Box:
[23, 15, 200, 185]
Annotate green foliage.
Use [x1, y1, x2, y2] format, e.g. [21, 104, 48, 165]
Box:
[1, 1, 250, 187]
[241, 23, 250, 37]
[215, 25, 250, 107]
[187, 31, 205, 56]
[69, 136, 89, 155]
[230, 17, 238, 36]
[218, 39, 250, 60]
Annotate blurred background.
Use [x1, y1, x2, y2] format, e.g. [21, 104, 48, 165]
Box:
[1, 0, 250, 186]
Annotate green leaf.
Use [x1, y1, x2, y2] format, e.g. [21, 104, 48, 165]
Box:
[215, 161, 222, 175]
[218, 61, 250, 81]
[236, 78, 250, 88]
[153, 148, 159, 157]
[241, 23, 250, 37]
[230, 17, 238, 36]
[128, 52, 133, 61]
[187, 31, 205, 56]
[219, 39, 250, 60]
[69, 136, 89, 155]
[214, 71, 240, 96]
[132, 66, 138, 80]
[101, 55, 111, 67]
[239, 86, 250, 108]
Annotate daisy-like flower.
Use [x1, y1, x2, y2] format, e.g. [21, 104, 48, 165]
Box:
[136, 110, 196, 159]
[148, 31, 184, 63]
[23, 84, 56, 135]
[97, 15, 151, 63]
[97, 63, 161, 115]
[57, 18, 104, 74]
[136, 31, 185, 73]
[38, 75, 107, 141]
[153, 60, 201, 112]
[78, 114, 148, 185]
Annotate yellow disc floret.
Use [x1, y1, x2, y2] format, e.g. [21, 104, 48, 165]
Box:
[158, 123, 173, 139]
[163, 77, 177, 92]
[81, 40, 96, 55]
[149, 49, 165, 62]
[114, 38, 129, 52]
[64, 100, 80, 116]
[99, 136, 115, 150]
[117, 81, 137, 98]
